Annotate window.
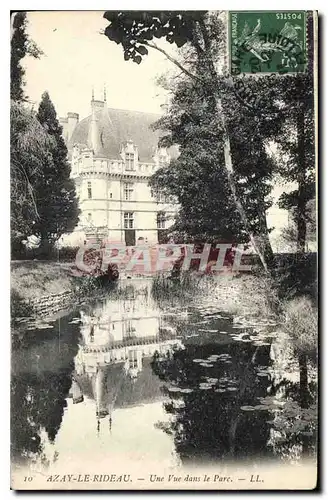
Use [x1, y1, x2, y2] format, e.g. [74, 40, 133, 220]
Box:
[87, 213, 92, 223]
[125, 153, 134, 171]
[123, 182, 134, 201]
[157, 212, 166, 229]
[129, 356, 138, 369]
[124, 212, 134, 229]
[128, 350, 138, 368]
[87, 181, 92, 199]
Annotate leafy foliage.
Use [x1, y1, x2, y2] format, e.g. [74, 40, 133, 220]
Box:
[103, 11, 207, 64]
[11, 101, 54, 240]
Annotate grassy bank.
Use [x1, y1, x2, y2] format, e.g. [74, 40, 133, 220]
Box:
[11, 260, 121, 320]
[11, 261, 74, 319]
[11, 261, 73, 301]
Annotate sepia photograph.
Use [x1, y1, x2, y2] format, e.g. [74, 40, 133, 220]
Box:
[10, 9, 318, 490]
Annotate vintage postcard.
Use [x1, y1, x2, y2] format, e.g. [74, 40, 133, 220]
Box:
[10, 10, 318, 490]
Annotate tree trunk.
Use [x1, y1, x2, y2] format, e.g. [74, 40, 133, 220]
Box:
[217, 100, 269, 273]
[299, 352, 309, 409]
[258, 207, 275, 267]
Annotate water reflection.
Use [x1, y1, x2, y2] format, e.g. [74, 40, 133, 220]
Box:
[11, 279, 317, 471]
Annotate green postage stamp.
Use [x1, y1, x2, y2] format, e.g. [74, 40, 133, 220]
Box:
[229, 11, 307, 74]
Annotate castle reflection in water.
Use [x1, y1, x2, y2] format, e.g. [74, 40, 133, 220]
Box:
[70, 282, 182, 424]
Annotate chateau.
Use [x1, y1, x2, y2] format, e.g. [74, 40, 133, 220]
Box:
[60, 91, 177, 247]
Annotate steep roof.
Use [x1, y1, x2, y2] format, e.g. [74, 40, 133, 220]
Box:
[68, 106, 163, 163]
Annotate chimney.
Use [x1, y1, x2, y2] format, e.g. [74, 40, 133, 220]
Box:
[67, 112, 79, 142]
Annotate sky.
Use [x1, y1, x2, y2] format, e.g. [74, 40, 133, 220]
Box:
[23, 11, 174, 119]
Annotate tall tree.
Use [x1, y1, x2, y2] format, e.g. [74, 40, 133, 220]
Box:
[11, 12, 42, 102]
[35, 91, 80, 247]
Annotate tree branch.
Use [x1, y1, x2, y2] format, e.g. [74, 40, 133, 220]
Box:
[143, 41, 203, 83]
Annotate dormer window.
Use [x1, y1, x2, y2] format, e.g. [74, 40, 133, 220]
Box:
[125, 152, 135, 171]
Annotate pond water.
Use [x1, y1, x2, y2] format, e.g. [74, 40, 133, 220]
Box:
[11, 278, 317, 474]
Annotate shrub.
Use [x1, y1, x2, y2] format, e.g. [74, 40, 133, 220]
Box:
[273, 252, 317, 303]
[11, 289, 33, 320]
[282, 296, 318, 357]
[11, 243, 79, 262]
